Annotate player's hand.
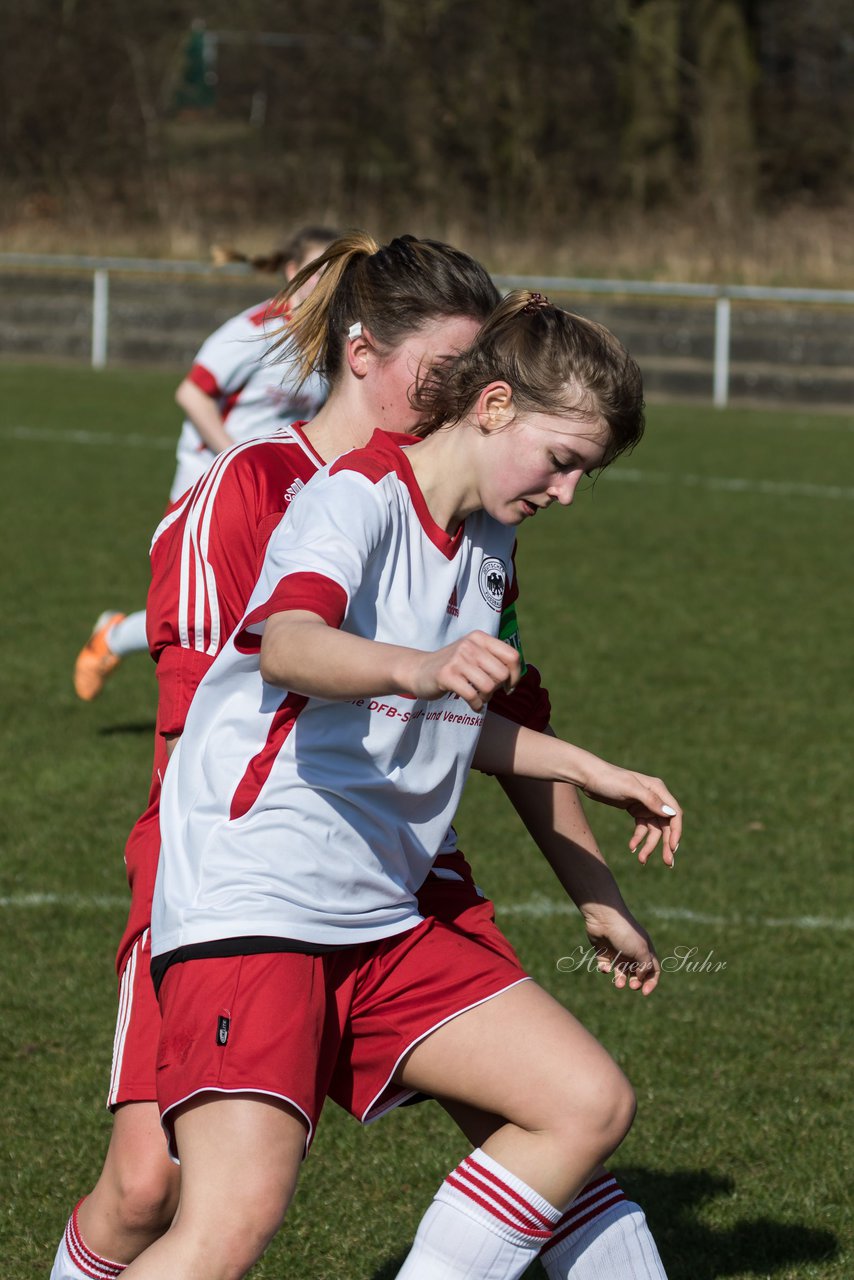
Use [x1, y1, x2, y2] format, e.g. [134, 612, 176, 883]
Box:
[580, 901, 661, 995]
[577, 760, 682, 866]
[410, 632, 521, 712]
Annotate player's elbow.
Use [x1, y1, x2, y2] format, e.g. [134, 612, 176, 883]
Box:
[259, 643, 286, 687]
[259, 624, 296, 688]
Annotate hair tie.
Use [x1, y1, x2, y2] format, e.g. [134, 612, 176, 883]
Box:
[522, 292, 552, 314]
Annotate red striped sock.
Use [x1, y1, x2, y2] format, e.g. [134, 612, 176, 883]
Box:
[52, 1200, 126, 1280]
[396, 1148, 563, 1278]
[539, 1177, 667, 1280]
[541, 1173, 628, 1259]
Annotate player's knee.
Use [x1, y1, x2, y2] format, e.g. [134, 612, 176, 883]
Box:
[205, 1192, 287, 1277]
[582, 1066, 636, 1157]
[548, 1062, 636, 1162]
[112, 1153, 180, 1236]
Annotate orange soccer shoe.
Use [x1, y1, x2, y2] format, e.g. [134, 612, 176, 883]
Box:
[74, 611, 125, 701]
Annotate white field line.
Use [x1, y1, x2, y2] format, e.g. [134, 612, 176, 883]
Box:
[608, 467, 854, 501]
[3, 425, 175, 450]
[0, 892, 130, 909]
[4, 424, 852, 501]
[499, 897, 854, 931]
[1, 891, 851, 932]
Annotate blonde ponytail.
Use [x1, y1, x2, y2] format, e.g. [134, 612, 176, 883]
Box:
[210, 245, 290, 274]
[210, 225, 340, 278]
[271, 231, 380, 383]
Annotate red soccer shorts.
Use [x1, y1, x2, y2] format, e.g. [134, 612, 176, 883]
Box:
[155, 916, 529, 1160]
[417, 848, 523, 970]
[108, 928, 160, 1106]
[109, 848, 522, 1111]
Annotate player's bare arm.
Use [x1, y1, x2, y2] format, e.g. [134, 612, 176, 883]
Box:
[174, 378, 234, 455]
[260, 611, 520, 710]
[474, 712, 682, 864]
[497, 766, 662, 993]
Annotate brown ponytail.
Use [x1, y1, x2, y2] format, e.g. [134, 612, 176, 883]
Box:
[269, 231, 500, 388]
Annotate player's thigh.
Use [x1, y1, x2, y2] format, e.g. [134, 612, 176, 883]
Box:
[395, 979, 632, 1135]
[171, 1093, 307, 1242]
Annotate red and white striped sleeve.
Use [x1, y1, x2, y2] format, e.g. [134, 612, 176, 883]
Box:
[147, 434, 320, 736]
[232, 465, 388, 650]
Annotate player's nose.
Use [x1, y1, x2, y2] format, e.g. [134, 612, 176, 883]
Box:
[547, 470, 583, 506]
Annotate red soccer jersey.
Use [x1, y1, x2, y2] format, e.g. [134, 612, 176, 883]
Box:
[117, 424, 324, 972]
[148, 422, 326, 735]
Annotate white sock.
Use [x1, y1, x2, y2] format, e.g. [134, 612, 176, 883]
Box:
[540, 1177, 667, 1280]
[396, 1148, 562, 1279]
[106, 610, 149, 657]
[50, 1200, 125, 1279]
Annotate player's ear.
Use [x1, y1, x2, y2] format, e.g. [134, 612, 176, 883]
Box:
[345, 325, 374, 380]
[474, 382, 514, 434]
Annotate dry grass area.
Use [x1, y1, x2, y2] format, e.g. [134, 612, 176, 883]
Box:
[3, 197, 853, 290]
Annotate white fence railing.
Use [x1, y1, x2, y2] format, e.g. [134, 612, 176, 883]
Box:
[3, 253, 854, 408]
[493, 273, 854, 409]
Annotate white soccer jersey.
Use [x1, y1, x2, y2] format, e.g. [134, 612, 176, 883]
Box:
[170, 298, 327, 501]
[153, 431, 518, 961]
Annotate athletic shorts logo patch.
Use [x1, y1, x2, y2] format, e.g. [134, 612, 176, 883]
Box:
[478, 558, 506, 611]
[216, 1015, 230, 1046]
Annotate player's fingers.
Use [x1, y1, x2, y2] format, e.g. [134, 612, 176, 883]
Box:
[641, 778, 683, 842]
[636, 781, 679, 823]
[640, 780, 681, 865]
[620, 945, 658, 993]
[440, 670, 488, 711]
[640, 946, 662, 994]
[469, 652, 520, 697]
[636, 823, 663, 865]
[467, 632, 522, 691]
[629, 821, 651, 860]
[640, 964, 661, 995]
[446, 663, 509, 710]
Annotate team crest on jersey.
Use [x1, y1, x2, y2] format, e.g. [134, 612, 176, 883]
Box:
[478, 558, 506, 611]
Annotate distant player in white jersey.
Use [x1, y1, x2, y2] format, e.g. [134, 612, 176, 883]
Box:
[119, 290, 681, 1280]
[72, 225, 337, 702]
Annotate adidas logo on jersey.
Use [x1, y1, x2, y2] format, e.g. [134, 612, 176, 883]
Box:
[284, 479, 305, 505]
[446, 587, 460, 617]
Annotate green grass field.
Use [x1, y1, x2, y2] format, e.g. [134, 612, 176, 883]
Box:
[1, 363, 852, 1279]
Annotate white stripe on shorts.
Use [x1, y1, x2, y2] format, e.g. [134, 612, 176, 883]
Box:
[107, 929, 146, 1108]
